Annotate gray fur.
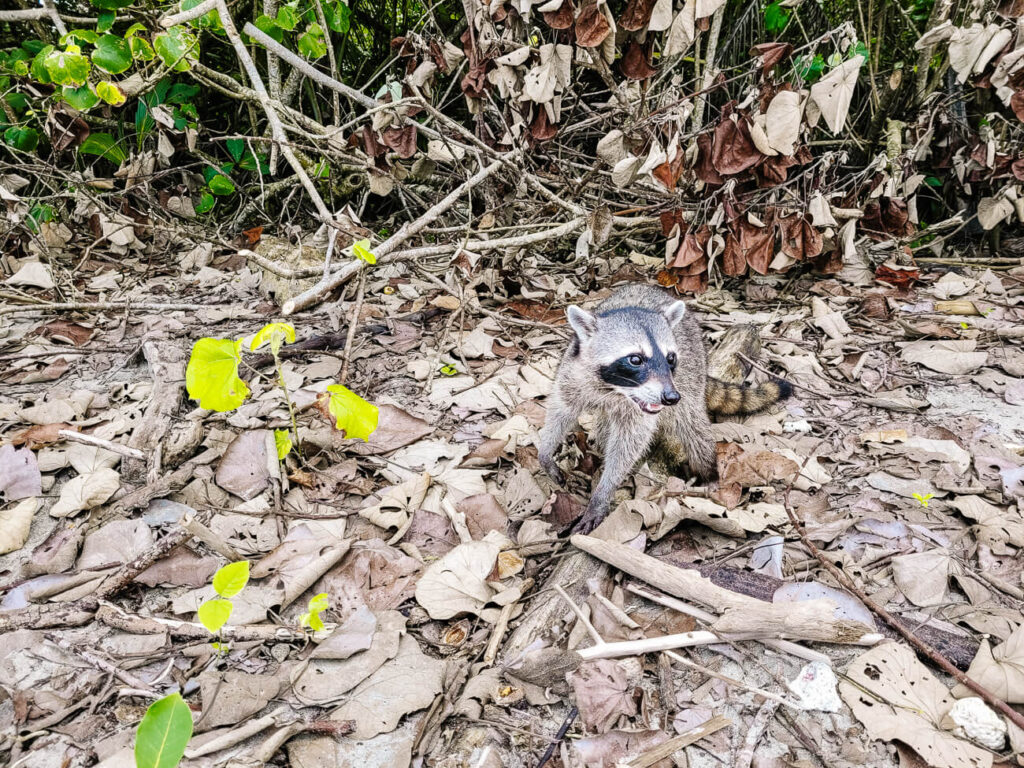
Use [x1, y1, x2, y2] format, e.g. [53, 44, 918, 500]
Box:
[538, 284, 717, 534]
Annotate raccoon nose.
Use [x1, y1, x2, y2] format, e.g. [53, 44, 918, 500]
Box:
[661, 389, 680, 406]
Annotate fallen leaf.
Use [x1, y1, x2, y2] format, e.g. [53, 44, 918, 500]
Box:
[901, 340, 988, 375]
[569, 659, 637, 732]
[892, 550, 952, 607]
[840, 643, 992, 768]
[0, 498, 39, 555]
[414, 539, 500, 620]
[215, 430, 271, 501]
[50, 467, 121, 518]
[0, 445, 42, 501]
[955, 623, 1024, 704]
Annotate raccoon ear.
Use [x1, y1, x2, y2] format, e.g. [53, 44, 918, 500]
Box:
[566, 305, 598, 340]
[664, 300, 687, 327]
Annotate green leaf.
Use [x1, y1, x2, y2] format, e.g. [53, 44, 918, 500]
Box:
[62, 84, 100, 110]
[308, 592, 328, 612]
[439, 363, 457, 376]
[124, 22, 147, 38]
[225, 138, 245, 162]
[154, 26, 197, 71]
[250, 322, 295, 354]
[911, 492, 934, 508]
[253, 15, 285, 43]
[31, 46, 54, 83]
[307, 612, 325, 631]
[97, 10, 115, 33]
[80, 132, 127, 163]
[134, 693, 193, 768]
[198, 598, 233, 632]
[194, 191, 215, 214]
[130, 36, 155, 61]
[924, 176, 942, 187]
[4, 126, 39, 152]
[763, 1, 790, 34]
[180, 0, 222, 29]
[297, 23, 327, 59]
[352, 238, 376, 264]
[44, 48, 91, 86]
[850, 41, 869, 60]
[325, 384, 379, 441]
[211, 641, 229, 653]
[324, 0, 351, 33]
[185, 338, 250, 411]
[208, 174, 235, 196]
[212, 560, 249, 597]
[274, 429, 292, 459]
[275, 5, 299, 31]
[62, 29, 100, 45]
[90, 0, 135, 10]
[96, 80, 127, 106]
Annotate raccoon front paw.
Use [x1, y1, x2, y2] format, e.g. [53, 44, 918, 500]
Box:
[570, 504, 607, 535]
[539, 456, 566, 486]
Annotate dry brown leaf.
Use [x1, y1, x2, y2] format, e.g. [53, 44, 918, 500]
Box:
[0, 445, 42, 501]
[901, 340, 989, 375]
[569, 659, 637, 732]
[955, 623, 1024, 703]
[892, 550, 952, 607]
[576, 1, 613, 47]
[414, 539, 500, 619]
[0, 498, 38, 555]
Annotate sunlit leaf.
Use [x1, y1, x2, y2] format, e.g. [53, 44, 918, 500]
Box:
[212, 560, 249, 598]
[274, 429, 292, 459]
[44, 47, 90, 86]
[62, 84, 100, 110]
[80, 132, 126, 163]
[92, 34, 131, 74]
[185, 338, 250, 412]
[352, 238, 376, 264]
[439, 363, 457, 376]
[250, 322, 295, 355]
[308, 592, 329, 612]
[297, 23, 327, 59]
[197, 598, 232, 632]
[325, 384, 379, 441]
[134, 693, 193, 768]
[95, 80, 126, 106]
[154, 26, 198, 71]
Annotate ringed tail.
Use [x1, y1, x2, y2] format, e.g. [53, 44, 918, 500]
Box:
[706, 377, 792, 416]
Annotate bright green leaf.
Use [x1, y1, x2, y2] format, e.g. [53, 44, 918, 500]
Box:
[130, 36, 155, 61]
[62, 29, 99, 45]
[80, 132, 126, 163]
[124, 22, 147, 38]
[31, 46, 53, 83]
[62, 84, 100, 110]
[134, 693, 193, 768]
[44, 48, 91, 86]
[185, 337, 250, 411]
[297, 23, 327, 59]
[439, 363, 457, 376]
[225, 137, 245, 162]
[308, 612, 325, 631]
[352, 238, 376, 264]
[912, 492, 934, 507]
[253, 15, 285, 43]
[197, 598, 233, 632]
[212, 560, 249, 598]
[250, 322, 295, 354]
[90, 0, 135, 10]
[154, 26, 198, 71]
[274, 429, 292, 459]
[95, 80, 127, 106]
[211, 641, 229, 654]
[97, 10, 115, 33]
[194, 191, 215, 214]
[324, 0, 351, 33]
[325, 384, 379, 441]
[3, 126, 39, 152]
[308, 592, 329, 612]
[91, 34, 131, 74]
[275, 5, 299, 30]
[208, 174, 235, 196]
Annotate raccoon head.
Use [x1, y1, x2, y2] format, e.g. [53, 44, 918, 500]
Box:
[567, 300, 686, 415]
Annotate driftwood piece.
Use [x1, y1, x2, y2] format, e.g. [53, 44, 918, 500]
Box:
[704, 324, 760, 383]
[572, 535, 879, 645]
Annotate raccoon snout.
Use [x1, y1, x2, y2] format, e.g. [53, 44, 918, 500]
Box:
[661, 389, 680, 406]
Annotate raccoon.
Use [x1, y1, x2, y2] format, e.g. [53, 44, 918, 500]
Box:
[538, 284, 791, 534]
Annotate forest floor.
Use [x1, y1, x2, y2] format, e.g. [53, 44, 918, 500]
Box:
[1, 242, 1023, 768]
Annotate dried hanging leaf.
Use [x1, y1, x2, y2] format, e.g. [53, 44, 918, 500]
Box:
[647, 0, 673, 31]
[664, 0, 697, 57]
[611, 154, 640, 187]
[672, 228, 707, 268]
[949, 24, 997, 82]
[711, 110, 762, 175]
[738, 210, 776, 275]
[576, 2, 612, 47]
[809, 55, 864, 134]
[721, 231, 746, 276]
[765, 90, 801, 155]
[779, 214, 823, 260]
[861, 197, 913, 239]
[620, 40, 656, 80]
[596, 129, 627, 165]
[750, 42, 793, 72]
[381, 125, 417, 158]
[619, 0, 656, 31]
[542, 0, 574, 28]
[695, 0, 726, 17]
[977, 195, 1015, 230]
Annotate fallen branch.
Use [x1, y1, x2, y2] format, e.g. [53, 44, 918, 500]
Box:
[784, 495, 1024, 733]
[625, 715, 732, 768]
[96, 603, 308, 643]
[0, 301, 234, 317]
[282, 157, 507, 314]
[58, 429, 145, 461]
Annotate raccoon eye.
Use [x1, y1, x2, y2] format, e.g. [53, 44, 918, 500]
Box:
[627, 354, 644, 367]
[667, 352, 677, 368]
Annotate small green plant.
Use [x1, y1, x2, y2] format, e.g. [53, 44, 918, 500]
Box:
[763, 1, 790, 35]
[185, 321, 379, 460]
[198, 560, 250, 635]
[135, 692, 192, 768]
[299, 592, 329, 631]
[439, 363, 458, 377]
[351, 238, 376, 264]
[912, 492, 934, 507]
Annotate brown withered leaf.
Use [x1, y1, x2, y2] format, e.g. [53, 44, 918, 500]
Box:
[750, 42, 793, 72]
[621, 40, 657, 80]
[1011, 89, 1024, 121]
[659, 209, 686, 237]
[721, 231, 746, 276]
[861, 197, 913, 240]
[362, 125, 386, 157]
[737, 210, 776, 275]
[779, 214, 823, 260]
[875, 262, 919, 290]
[694, 132, 724, 185]
[530, 108, 558, 141]
[35, 320, 92, 346]
[576, 2, 612, 47]
[711, 109, 762, 175]
[652, 151, 685, 190]
[543, 0, 574, 28]
[381, 125, 418, 159]
[811, 246, 844, 274]
[718, 444, 799, 487]
[757, 152, 798, 185]
[569, 659, 637, 732]
[11, 423, 75, 448]
[672, 227, 709, 269]
[619, 0, 656, 31]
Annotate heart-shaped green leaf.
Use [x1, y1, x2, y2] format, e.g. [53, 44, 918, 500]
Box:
[135, 693, 193, 768]
[325, 384, 379, 441]
[62, 84, 100, 110]
[274, 429, 292, 459]
[250, 322, 295, 355]
[197, 598, 233, 633]
[212, 560, 249, 598]
[95, 81, 126, 106]
[352, 238, 376, 264]
[185, 338, 249, 412]
[154, 26, 197, 71]
[91, 34, 131, 74]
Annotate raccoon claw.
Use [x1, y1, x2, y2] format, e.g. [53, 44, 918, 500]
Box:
[570, 506, 606, 535]
[540, 458, 565, 487]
